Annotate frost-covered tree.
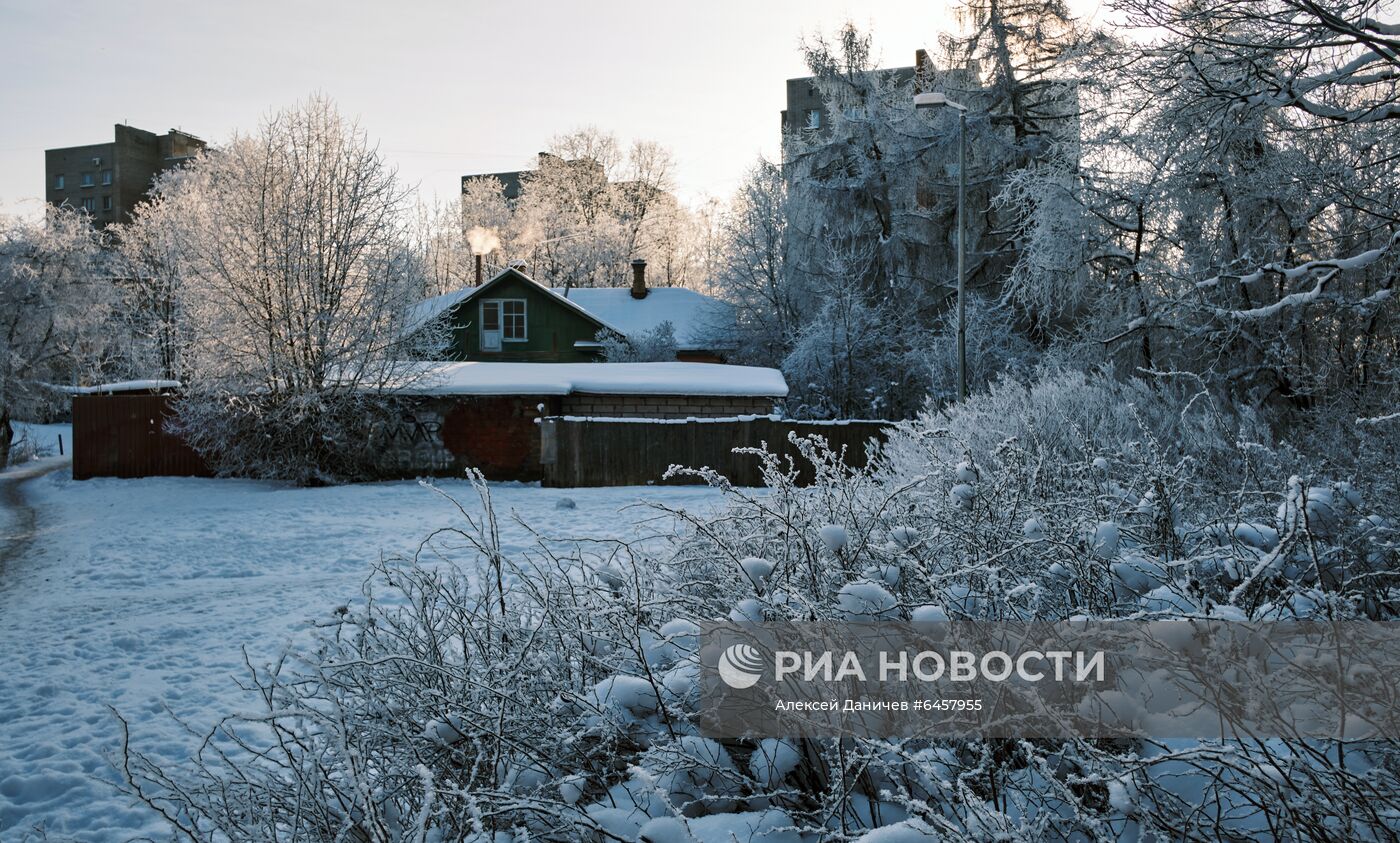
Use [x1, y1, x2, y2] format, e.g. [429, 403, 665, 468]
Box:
[710, 159, 796, 367]
[770, 20, 1087, 416]
[148, 96, 444, 483]
[783, 285, 933, 419]
[943, 0, 1087, 143]
[457, 128, 710, 291]
[407, 195, 476, 298]
[1073, 0, 1400, 417]
[0, 207, 109, 467]
[784, 25, 932, 299]
[938, 0, 1400, 425]
[597, 321, 679, 363]
[1117, 0, 1400, 127]
[935, 0, 1092, 337]
[116, 177, 199, 383]
[920, 293, 1038, 404]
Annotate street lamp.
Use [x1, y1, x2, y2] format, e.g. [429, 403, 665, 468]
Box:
[915, 90, 969, 402]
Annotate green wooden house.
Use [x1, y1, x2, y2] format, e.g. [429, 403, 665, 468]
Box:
[405, 263, 734, 363]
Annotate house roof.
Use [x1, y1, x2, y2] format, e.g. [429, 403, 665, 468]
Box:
[559, 287, 732, 350]
[56, 379, 183, 395]
[386, 361, 789, 398]
[404, 267, 733, 350]
[402, 268, 592, 337]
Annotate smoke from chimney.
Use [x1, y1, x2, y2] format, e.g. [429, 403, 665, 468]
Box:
[466, 226, 501, 255]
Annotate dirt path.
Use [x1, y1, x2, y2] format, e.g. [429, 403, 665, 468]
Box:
[0, 456, 71, 581]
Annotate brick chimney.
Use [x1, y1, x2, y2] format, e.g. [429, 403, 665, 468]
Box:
[630, 258, 648, 299]
[474, 253, 484, 286]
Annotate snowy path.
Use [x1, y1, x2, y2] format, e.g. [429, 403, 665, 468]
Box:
[0, 457, 72, 580]
[0, 473, 725, 841]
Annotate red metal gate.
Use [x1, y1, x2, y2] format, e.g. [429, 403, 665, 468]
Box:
[71, 395, 211, 480]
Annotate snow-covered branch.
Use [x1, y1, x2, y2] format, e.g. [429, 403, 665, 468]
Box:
[1199, 230, 1400, 290]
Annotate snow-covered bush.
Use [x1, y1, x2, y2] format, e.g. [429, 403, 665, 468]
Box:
[919, 295, 1038, 407]
[598, 321, 679, 363]
[120, 373, 1400, 840]
[782, 290, 932, 419]
[172, 391, 416, 485]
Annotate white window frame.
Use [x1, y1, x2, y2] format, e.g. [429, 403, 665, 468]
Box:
[479, 299, 528, 348]
[499, 299, 527, 341]
[481, 296, 526, 343]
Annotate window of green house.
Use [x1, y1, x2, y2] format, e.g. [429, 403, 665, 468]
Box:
[501, 300, 526, 341]
[480, 299, 526, 351]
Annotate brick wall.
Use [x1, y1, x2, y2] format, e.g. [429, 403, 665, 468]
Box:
[560, 394, 776, 419]
[374, 395, 559, 481]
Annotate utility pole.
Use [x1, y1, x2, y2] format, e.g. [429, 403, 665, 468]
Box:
[915, 91, 969, 401]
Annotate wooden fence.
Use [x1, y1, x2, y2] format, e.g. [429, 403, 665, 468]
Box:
[72, 399, 892, 486]
[72, 395, 211, 480]
[539, 416, 894, 487]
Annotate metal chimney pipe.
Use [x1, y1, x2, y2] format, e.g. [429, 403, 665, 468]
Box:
[474, 253, 483, 286]
[630, 258, 648, 299]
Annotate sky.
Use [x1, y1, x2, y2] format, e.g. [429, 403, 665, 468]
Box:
[0, 0, 1102, 216]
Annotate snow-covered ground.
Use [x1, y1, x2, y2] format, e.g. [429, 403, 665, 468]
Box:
[0, 473, 725, 841]
[8, 422, 72, 465]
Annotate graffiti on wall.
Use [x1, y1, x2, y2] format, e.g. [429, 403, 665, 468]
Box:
[375, 408, 456, 473]
[367, 396, 547, 480]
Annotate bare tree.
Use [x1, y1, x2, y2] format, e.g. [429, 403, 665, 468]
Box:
[406, 195, 475, 298]
[711, 159, 797, 362]
[153, 95, 444, 483]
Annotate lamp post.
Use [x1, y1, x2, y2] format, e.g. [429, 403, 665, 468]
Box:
[914, 91, 968, 402]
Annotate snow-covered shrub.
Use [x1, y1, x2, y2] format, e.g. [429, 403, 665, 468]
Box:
[120, 373, 1400, 840]
[598, 321, 680, 363]
[781, 290, 933, 419]
[3, 429, 40, 467]
[919, 295, 1038, 407]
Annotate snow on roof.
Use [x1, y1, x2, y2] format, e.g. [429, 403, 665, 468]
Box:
[56, 379, 182, 395]
[403, 268, 733, 349]
[387, 362, 789, 398]
[403, 287, 473, 336]
[555, 287, 733, 349]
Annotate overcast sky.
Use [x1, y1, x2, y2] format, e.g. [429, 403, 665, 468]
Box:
[0, 0, 1102, 216]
